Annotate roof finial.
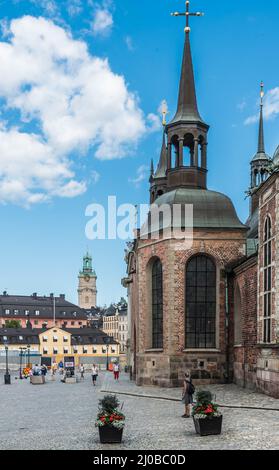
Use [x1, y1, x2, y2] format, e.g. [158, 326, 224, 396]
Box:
[161, 100, 168, 126]
[171, 1, 204, 35]
[260, 81, 264, 106]
[258, 81, 265, 154]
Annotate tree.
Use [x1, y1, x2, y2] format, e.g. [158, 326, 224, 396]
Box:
[5, 320, 21, 328]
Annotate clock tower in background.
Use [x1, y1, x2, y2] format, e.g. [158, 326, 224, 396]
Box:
[78, 252, 97, 308]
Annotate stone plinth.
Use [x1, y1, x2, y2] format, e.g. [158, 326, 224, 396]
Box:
[30, 376, 45, 385]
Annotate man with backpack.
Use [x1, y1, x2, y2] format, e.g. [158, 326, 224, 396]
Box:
[181, 371, 195, 418]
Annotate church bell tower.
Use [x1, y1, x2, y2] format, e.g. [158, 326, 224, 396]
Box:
[150, 1, 209, 202]
[78, 252, 97, 308]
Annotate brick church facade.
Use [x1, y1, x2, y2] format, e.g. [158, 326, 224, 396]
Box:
[123, 8, 279, 398]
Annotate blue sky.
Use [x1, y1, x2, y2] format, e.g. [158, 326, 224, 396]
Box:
[0, 0, 279, 306]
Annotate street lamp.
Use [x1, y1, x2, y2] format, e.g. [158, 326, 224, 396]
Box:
[103, 336, 111, 371]
[4, 341, 11, 385]
[19, 347, 25, 379]
[27, 344, 31, 368]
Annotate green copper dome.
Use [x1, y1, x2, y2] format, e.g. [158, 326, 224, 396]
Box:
[154, 188, 246, 230]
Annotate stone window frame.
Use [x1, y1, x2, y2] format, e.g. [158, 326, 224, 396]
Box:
[263, 215, 273, 344]
[234, 281, 243, 346]
[151, 258, 164, 349]
[145, 256, 164, 352]
[185, 253, 219, 350]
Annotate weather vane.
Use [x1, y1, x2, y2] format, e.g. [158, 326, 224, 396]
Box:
[171, 0, 204, 34]
[161, 100, 168, 126]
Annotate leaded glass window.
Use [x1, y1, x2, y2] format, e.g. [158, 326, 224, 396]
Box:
[263, 217, 272, 344]
[186, 255, 216, 348]
[152, 259, 163, 349]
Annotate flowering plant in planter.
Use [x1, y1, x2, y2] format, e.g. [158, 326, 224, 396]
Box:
[95, 395, 125, 429]
[192, 390, 223, 436]
[192, 390, 221, 420]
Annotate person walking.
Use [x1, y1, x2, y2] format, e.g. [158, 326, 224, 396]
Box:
[181, 371, 195, 418]
[79, 363, 85, 380]
[91, 364, 98, 386]
[113, 362, 120, 381]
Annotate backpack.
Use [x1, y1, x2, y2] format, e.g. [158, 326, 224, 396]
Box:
[187, 380, 195, 395]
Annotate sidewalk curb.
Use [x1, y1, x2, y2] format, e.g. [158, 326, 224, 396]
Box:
[100, 389, 279, 412]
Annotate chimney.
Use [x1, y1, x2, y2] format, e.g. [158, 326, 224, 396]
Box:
[50, 293, 54, 299]
[32, 293, 37, 298]
[60, 294, 65, 300]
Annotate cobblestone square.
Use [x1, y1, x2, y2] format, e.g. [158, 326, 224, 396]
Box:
[0, 371, 278, 450]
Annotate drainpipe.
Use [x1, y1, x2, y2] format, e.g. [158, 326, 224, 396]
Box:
[225, 272, 230, 384]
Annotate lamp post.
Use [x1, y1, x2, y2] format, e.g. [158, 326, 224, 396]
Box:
[19, 347, 26, 379]
[19, 347, 23, 379]
[27, 344, 31, 368]
[4, 342, 11, 385]
[103, 336, 111, 371]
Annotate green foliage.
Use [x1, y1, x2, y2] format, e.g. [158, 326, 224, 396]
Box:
[195, 390, 213, 405]
[5, 320, 21, 328]
[192, 390, 221, 418]
[98, 395, 120, 413]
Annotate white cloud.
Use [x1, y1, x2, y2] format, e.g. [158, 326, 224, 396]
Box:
[129, 165, 149, 187]
[67, 0, 83, 17]
[125, 36, 134, 52]
[91, 170, 100, 184]
[92, 8, 113, 36]
[237, 99, 247, 111]
[0, 16, 153, 205]
[30, 0, 59, 16]
[245, 87, 279, 125]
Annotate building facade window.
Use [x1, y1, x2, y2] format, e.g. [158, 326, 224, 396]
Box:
[152, 258, 163, 349]
[186, 254, 216, 349]
[263, 216, 272, 343]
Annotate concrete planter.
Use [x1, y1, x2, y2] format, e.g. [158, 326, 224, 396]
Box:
[65, 377, 77, 384]
[30, 376, 45, 385]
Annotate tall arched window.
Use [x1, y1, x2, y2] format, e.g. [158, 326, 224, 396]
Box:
[186, 255, 216, 349]
[152, 259, 163, 349]
[263, 216, 272, 343]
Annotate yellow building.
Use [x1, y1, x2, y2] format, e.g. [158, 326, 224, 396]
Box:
[103, 304, 128, 366]
[39, 326, 119, 368]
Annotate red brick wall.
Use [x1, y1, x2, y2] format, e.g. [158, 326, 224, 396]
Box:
[233, 257, 258, 389]
[132, 229, 246, 386]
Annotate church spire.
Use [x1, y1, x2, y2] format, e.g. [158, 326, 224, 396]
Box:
[170, 1, 205, 124]
[257, 81, 265, 155]
[250, 82, 270, 190]
[154, 128, 167, 178]
[164, 1, 209, 191]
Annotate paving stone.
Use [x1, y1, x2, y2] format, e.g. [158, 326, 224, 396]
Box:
[0, 371, 278, 450]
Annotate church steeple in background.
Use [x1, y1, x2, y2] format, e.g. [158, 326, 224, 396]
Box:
[250, 82, 271, 190]
[78, 251, 97, 309]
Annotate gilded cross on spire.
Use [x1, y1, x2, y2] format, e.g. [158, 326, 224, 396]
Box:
[171, 0, 204, 34]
